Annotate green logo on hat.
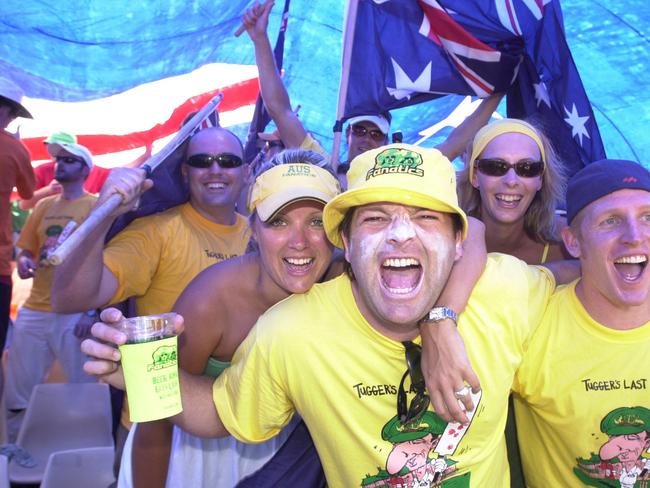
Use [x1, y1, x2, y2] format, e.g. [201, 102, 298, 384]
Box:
[367, 148, 424, 180]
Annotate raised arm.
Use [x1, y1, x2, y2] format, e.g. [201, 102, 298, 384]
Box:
[420, 217, 486, 423]
[243, 1, 308, 148]
[437, 93, 504, 161]
[81, 308, 229, 438]
[51, 168, 152, 313]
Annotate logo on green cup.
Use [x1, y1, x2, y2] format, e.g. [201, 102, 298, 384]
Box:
[367, 148, 424, 180]
[147, 344, 178, 372]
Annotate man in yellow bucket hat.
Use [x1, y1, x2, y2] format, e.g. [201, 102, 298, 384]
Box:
[83, 143, 556, 487]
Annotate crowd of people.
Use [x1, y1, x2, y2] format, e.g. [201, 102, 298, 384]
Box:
[1, 3, 649, 488]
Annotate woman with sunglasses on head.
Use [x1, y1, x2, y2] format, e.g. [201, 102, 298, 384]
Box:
[457, 118, 570, 265]
[118, 148, 339, 488]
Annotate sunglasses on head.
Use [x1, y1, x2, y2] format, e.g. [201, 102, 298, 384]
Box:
[350, 124, 385, 142]
[55, 155, 84, 165]
[475, 158, 544, 178]
[397, 341, 430, 426]
[186, 153, 244, 169]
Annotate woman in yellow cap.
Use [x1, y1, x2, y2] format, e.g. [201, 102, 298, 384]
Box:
[457, 118, 569, 265]
[122, 148, 341, 488]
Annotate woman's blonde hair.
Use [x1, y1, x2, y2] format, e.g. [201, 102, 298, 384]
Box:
[457, 118, 567, 243]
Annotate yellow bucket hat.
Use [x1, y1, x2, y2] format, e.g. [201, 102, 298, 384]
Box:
[247, 163, 341, 222]
[323, 143, 468, 249]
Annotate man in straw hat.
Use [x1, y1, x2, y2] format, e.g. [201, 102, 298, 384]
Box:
[83, 143, 560, 487]
[0, 77, 35, 354]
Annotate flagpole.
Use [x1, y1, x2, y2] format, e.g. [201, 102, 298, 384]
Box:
[47, 94, 223, 266]
[331, 0, 359, 169]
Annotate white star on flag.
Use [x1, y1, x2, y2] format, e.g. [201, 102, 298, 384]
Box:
[564, 103, 590, 145]
[533, 82, 551, 108]
[387, 59, 432, 100]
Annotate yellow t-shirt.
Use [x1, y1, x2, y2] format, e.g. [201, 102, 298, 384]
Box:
[103, 202, 250, 315]
[17, 193, 97, 311]
[513, 281, 650, 488]
[299, 133, 329, 158]
[214, 254, 554, 488]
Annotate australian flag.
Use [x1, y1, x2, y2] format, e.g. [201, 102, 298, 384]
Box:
[345, 0, 606, 176]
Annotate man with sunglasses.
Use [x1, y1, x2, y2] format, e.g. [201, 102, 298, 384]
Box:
[83, 143, 555, 487]
[50, 127, 250, 479]
[6, 141, 97, 440]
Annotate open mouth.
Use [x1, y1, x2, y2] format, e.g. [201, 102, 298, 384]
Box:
[613, 254, 648, 281]
[283, 257, 315, 274]
[495, 194, 522, 206]
[206, 182, 226, 190]
[380, 257, 423, 295]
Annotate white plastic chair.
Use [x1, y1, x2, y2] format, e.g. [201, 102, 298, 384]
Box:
[8, 383, 114, 484]
[41, 447, 115, 488]
[0, 455, 9, 488]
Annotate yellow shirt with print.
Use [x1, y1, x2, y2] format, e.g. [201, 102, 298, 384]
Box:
[214, 254, 554, 488]
[17, 193, 97, 312]
[103, 202, 250, 315]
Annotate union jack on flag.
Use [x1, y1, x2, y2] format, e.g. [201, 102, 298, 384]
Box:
[345, 0, 605, 175]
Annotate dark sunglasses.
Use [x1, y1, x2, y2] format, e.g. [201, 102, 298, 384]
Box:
[350, 124, 385, 142]
[55, 155, 84, 165]
[475, 158, 544, 178]
[186, 153, 244, 169]
[397, 341, 430, 426]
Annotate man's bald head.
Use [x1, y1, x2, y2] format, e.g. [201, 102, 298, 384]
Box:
[187, 127, 244, 159]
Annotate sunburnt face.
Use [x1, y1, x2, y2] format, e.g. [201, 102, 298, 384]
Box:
[564, 189, 650, 317]
[472, 132, 543, 226]
[253, 200, 333, 295]
[342, 203, 462, 340]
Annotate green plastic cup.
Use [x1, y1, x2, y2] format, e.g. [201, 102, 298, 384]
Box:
[116, 313, 183, 422]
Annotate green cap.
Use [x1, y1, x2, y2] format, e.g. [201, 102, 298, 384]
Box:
[600, 406, 650, 436]
[381, 412, 447, 443]
[44, 131, 77, 145]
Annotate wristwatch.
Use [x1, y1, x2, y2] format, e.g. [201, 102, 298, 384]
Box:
[423, 307, 458, 326]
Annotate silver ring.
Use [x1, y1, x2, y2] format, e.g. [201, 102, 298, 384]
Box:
[454, 386, 471, 398]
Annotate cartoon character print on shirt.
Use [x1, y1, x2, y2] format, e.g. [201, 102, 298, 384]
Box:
[361, 392, 482, 488]
[574, 406, 650, 488]
[38, 221, 78, 264]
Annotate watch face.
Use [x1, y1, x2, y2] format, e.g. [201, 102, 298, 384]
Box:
[428, 307, 457, 323]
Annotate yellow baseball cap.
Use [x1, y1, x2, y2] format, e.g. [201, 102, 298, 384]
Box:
[247, 163, 341, 222]
[323, 143, 468, 248]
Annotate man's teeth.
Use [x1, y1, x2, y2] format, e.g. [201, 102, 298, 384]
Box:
[614, 255, 647, 264]
[382, 258, 420, 267]
[207, 182, 226, 190]
[285, 258, 313, 266]
[385, 285, 417, 294]
[496, 194, 522, 202]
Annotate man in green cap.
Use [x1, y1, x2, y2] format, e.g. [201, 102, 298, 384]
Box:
[19, 131, 151, 210]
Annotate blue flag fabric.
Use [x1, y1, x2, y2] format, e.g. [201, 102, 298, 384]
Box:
[345, 0, 606, 175]
[243, 0, 292, 163]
